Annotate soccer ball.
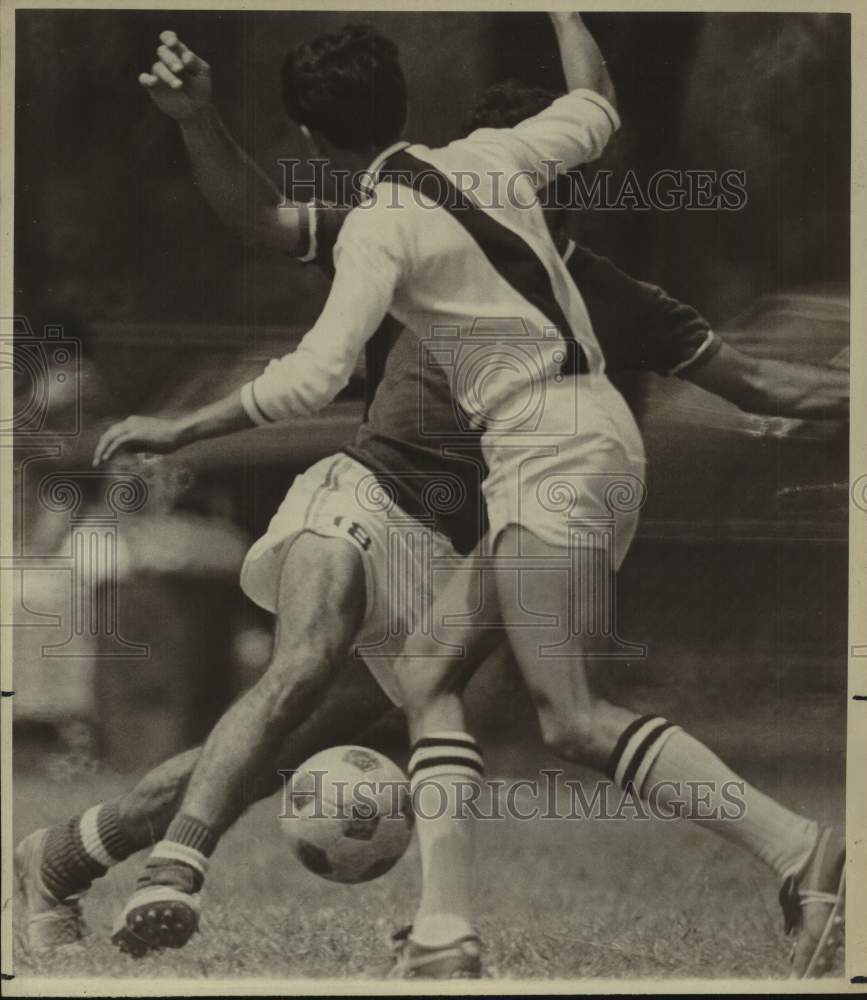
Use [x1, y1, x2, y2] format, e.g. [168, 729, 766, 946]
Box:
[281, 745, 413, 884]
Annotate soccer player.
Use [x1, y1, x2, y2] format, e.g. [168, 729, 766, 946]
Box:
[16, 19, 847, 981]
[98, 12, 633, 965]
[14, 22, 485, 959]
[381, 80, 850, 980]
[119, 19, 845, 980]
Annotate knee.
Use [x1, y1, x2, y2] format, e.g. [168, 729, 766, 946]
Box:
[395, 656, 457, 728]
[536, 701, 597, 763]
[397, 665, 443, 718]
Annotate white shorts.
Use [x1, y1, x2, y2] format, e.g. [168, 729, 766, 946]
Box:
[481, 377, 647, 570]
[240, 453, 460, 705]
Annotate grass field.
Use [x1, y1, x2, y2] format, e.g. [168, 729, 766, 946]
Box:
[11, 695, 846, 985]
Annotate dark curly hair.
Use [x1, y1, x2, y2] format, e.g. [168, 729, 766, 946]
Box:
[462, 79, 562, 137]
[281, 24, 407, 150]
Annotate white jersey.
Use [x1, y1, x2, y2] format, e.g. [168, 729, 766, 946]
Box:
[240, 89, 620, 430]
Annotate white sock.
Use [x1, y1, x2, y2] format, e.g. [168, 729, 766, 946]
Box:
[608, 715, 818, 881]
[409, 731, 482, 947]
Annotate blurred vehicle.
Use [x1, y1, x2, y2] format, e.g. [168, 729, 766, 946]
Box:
[617, 286, 849, 543]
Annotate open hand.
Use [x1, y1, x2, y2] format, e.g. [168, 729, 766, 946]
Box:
[93, 415, 182, 466]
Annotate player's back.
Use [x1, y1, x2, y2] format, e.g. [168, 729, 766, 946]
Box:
[333, 89, 620, 430]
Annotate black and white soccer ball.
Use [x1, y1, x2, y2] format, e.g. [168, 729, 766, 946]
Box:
[281, 745, 413, 884]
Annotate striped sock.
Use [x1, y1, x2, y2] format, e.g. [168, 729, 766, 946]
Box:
[409, 732, 483, 948]
[607, 715, 818, 881]
[137, 814, 217, 894]
[41, 802, 133, 900]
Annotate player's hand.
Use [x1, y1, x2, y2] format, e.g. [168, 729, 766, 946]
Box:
[93, 415, 182, 466]
[139, 30, 211, 120]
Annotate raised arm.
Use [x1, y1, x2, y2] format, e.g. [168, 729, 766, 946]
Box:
[141, 31, 307, 254]
[550, 12, 616, 108]
[683, 341, 849, 421]
[468, 17, 619, 182]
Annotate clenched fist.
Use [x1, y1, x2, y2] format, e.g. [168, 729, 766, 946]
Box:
[139, 30, 211, 120]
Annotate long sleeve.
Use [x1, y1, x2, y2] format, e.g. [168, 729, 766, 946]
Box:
[468, 89, 620, 184]
[241, 201, 406, 421]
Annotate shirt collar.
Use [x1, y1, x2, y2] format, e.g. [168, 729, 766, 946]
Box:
[359, 140, 411, 198]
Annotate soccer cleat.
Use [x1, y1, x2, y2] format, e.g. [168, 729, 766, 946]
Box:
[779, 826, 845, 978]
[14, 828, 89, 953]
[111, 884, 200, 957]
[383, 924, 483, 979]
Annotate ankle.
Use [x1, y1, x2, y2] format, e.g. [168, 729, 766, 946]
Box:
[138, 815, 218, 894]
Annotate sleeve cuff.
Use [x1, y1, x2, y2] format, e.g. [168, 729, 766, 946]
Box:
[240, 380, 273, 426]
[295, 200, 319, 264]
[668, 330, 721, 376]
[570, 88, 621, 134]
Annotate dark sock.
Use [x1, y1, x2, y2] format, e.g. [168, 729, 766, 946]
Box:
[40, 802, 133, 900]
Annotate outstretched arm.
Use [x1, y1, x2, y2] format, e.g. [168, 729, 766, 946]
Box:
[93, 390, 254, 466]
[141, 31, 306, 254]
[550, 12, 615, 108]
[684, 341, 849, 420]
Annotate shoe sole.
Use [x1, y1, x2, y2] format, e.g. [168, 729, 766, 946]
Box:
[386, 945, 483, 979]
[389, 965, 482, 980]
[798, 865, 846, 979]
[113, 888, 199, 955]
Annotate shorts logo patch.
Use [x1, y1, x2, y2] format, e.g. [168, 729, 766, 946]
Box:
[333, 516, 372, 552]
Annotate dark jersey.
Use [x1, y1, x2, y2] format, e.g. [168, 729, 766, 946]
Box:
[297, 204, 719, 552]
[561, 241, 720, 376]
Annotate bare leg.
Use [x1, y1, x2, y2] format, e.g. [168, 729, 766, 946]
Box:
[107, 533, 374, 952]
[115, 658, 393, 853]
[491, 525, 637, 770]
[494, 525, 819, 887]
[29, 600, 393, 914]
[392, 551, 500, 956]
[173, 532, 366, 836]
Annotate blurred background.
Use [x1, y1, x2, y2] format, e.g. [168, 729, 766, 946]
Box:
[11, 10, 849, 786]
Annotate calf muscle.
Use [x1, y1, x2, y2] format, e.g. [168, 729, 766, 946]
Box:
[116, 657, 393, 853]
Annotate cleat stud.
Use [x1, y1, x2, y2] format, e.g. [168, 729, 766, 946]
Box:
[147, 909, 157, 920]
